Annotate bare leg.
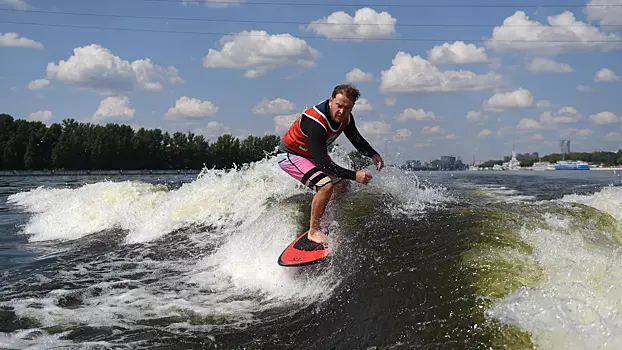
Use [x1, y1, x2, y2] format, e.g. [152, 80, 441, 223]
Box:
[308, 182, 333, 244]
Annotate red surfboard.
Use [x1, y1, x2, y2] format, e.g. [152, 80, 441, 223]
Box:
[278, 230, 328, 267]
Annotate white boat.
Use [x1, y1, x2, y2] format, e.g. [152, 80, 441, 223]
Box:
[532, 162, 554, 171]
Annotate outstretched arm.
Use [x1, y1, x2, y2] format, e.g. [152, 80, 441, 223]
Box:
[344, 117, 384, 171]
[304, 118, 357, 180]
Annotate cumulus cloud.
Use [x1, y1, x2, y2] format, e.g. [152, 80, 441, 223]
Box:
[536, 100, 553, 108]
[93, 96, 135, 122]
[590, 111, 619, 124]
[576, 85, 595, 92]
[272, 114, 299, 134]
[540, 106, 581, 124]
[396, 108, 437, 121]
[465, 110, 488, 123]
[517, 118, 544, 130]
[252, 98, 296, 115]
[560, 128, 593, 138]
[478, 129, 494, 138]
[394, 128, 412, 139]
[585, 0, 622, 25]
[604, 132, 622, 141]
[46, 44, 183, 94]
[346, 68, 374, 82]
[0, 32, 42, 48]
[380, 52, 503, 93]
[484, 88, 534, 111]
[594, 68, 620, 82]
[353, 98, 372, 112]
[28, 110, 52, 123]
[526, 57, 574, 73]
[485, 11, 622, 55]
[427, 41, 489, 64]
[305, 7, 397, 41]
[202, 30, 319, 78]
[180, 0, 244, 8]
[421, 125, 444, 135]
[27, 79, 50, 90]
[0, 0, 29, 9]
[165, 96, 219, 120]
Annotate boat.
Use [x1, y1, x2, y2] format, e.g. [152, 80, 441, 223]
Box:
[531, 162, 554, 171]
[554, 160, 589, 170]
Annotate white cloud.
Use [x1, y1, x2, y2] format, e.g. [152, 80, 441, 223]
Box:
[353, 98, 372, 112]
[594, 68, 620, 82]
[394, 128, 412, 139]
[0, 0, 29, 9]
[517, 118, 544, 130]
[180, 0, 244, 8]
[202, 30, 319, 78]
[165, 96, 219, 120]
[252, 98, 296, 115]
[585, 0, 622, 25]
[305, 7, 397, 41]
[484, 88, 534, 111]
[93, 96, 135, 122]
[46, 44, 183, 94]
[526, 57, 574, 73]
[536, 100, 553, 108]
[478, 129, 494, 138]
[28, 110, 52, 123]
[0, 32, 42, 48]
[577, 85, 596, 92]
[560, 128, 593, 138]
[380, 52, 503, 93]
[192, 121, 231, 140]
[359, 120, 392, 135]
[427, 41, 489, 64]
[604, 132, 622, 141]
[27, 79, 50, 90]
[421, 125, 444, 135]
[541, 106, 581, 124]
[272, 114, 299, 134]
[346, 68, 374, 82]
[485, 11, 622, 55]
[385, 97, 396, 106]
[590, 111, 620, 124]
[465, 110, 488, 123]
[396, 108, 437, 121]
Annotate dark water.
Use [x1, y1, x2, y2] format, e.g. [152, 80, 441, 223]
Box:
[1, 168, 621, 349]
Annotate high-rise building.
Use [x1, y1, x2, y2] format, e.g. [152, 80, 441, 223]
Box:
[560, 140, 570, 156]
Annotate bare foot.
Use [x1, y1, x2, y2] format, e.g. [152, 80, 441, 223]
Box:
[307, 229, 328, 245]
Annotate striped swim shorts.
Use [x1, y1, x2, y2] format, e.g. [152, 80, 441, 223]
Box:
[277, 152, 342, 191]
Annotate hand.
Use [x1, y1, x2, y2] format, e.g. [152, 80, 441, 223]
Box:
[355, 170, 373, 184]
[372, 154, 384, 171]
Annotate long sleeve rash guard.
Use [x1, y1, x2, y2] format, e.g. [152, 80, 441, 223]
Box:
[301, 115, 379, 180]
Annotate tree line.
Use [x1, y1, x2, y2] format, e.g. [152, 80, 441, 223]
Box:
[0, 114, 282, 171]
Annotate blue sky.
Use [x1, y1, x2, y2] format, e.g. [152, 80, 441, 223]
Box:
[1, 0, 621, 165]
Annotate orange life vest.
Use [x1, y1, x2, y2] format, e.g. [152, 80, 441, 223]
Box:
[282, 99, 350, 158]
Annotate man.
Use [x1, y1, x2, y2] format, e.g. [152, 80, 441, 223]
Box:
[276, 84, 384, 246]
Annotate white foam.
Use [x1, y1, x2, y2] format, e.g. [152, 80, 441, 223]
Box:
[486, 211, 622, 349]
[559, 186, 622, 221]
[3, 151, 449, 338]
[7, 156, 305, 244]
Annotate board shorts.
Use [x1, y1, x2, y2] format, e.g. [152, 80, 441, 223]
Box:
[277, 152, 343, 192]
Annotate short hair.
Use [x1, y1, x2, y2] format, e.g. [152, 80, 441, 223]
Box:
[331, 84, 360, 103]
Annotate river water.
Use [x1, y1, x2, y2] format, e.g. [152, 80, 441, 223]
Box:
[1, 153, 621, 349]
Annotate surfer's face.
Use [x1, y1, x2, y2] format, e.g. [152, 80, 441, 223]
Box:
[329, 94, 353, 123]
